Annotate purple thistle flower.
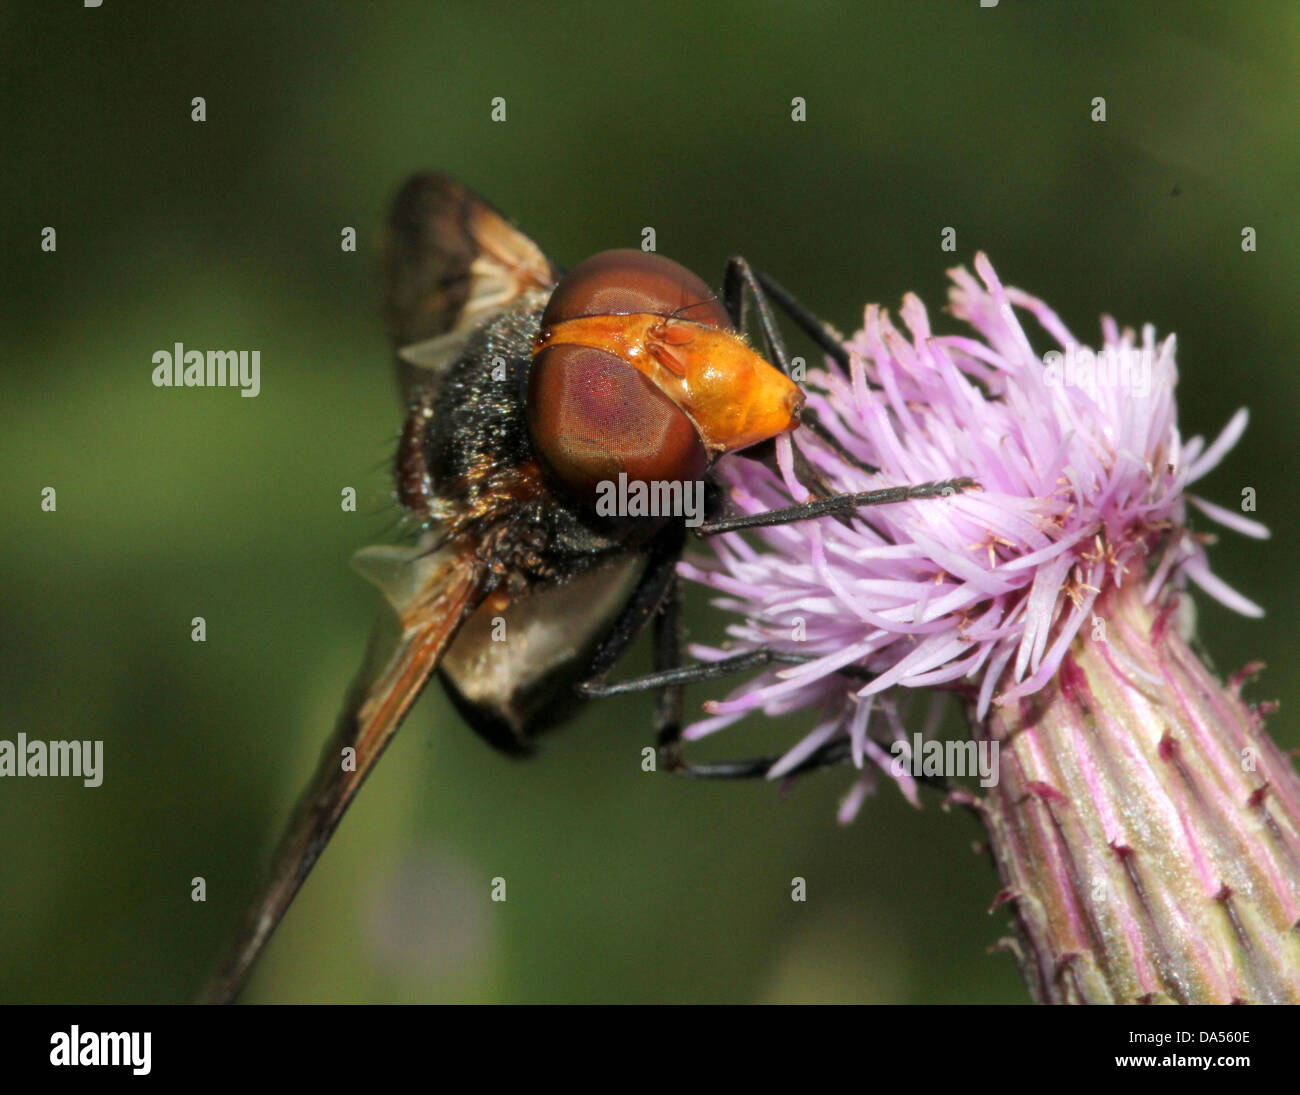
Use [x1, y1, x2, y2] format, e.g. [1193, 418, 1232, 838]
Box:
[682, 254, 1267, 817]
[684, 255, 1300, 1002]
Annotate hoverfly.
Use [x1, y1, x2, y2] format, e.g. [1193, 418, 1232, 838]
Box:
[200, 174, 973, 1002]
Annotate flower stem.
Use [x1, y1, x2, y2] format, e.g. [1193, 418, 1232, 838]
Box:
[973, 583, 1300, 1003]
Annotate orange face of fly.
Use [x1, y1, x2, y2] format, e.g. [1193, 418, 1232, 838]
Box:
[525, 249, 804, 508]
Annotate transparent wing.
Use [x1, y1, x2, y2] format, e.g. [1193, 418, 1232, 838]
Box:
[199, 539, 488, 1003]
[383, 172, 559, 399]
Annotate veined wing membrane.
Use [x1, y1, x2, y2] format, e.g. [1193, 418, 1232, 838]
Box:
[198, 540, 487, 1003]
[384, 172, 559, 398]
[203, 173, 557, 1003]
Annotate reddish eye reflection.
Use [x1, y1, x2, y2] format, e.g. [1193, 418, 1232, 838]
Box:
[541, 249, 732, 329]
[527, 343, 708, 506]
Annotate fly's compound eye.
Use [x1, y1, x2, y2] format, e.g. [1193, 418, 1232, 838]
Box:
[542, 249, 732, 329]
[527, 343, 708, 512]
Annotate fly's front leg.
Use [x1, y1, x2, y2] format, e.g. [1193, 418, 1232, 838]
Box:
[744, 261, 852, 370]
[721, 256, 874, 501]
[696, 477, 979, 538]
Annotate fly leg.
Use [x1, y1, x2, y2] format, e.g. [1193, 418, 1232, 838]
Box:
[695, 477, 978, 537]
[721, 255, 869, 474]
[720, 257, 980, 515]
[577, 576, 875, 781]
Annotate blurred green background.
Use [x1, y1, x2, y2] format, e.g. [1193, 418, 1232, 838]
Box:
[3, 1, 1296, 1004]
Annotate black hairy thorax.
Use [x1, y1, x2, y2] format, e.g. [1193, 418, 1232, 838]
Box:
[414, 301, 633, 594]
